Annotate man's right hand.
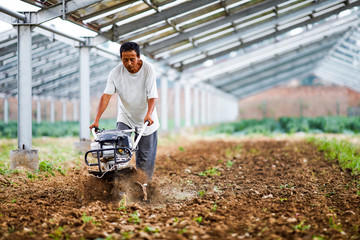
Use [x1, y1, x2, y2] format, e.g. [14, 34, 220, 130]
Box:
[89, 121, 99, 130]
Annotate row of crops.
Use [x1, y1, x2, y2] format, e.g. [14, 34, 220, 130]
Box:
[209, 116, 360, 135]
[0, 116, 359, 138]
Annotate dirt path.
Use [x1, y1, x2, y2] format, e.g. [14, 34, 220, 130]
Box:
[0, 137, 359, 239]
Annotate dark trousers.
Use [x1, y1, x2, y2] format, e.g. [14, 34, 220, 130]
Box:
[116, 122, 157, 181]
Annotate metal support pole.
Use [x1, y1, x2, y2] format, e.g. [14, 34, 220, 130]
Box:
[201, 89, 206, 125]
[50, 99, 55, 123]
[207, 91, 211, 125]
[193, 87, 199, 126]
[36, 98, 41, 124]
[17, 25, 32, 150]
[161, 77, 168, 131]
[62, 99, 67, 122]
[184, 83, 191, 127]
[73, 99, 78, 121]
[4, 96, 9, 124]
[79, 46, 90, 140]
[174, 81, 181, 129]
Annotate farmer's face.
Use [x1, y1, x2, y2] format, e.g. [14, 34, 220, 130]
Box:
[121, 50, 140, 73]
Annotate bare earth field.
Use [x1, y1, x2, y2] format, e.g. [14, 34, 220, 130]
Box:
[0, 136, 360, 239]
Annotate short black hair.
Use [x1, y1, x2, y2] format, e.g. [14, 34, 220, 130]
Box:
[120, 42, 140, 58]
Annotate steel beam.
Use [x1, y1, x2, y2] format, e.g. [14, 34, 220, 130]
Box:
[36, 0, 103, 24]
[165, 0, 348, 64]
[145, 0, 287, 53]
[233, 64, 314, 98]
[113, 0, 218, 39]
[210, 39, 337, 88]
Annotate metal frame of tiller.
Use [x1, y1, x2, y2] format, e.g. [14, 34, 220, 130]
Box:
[84, 121, 149, 178]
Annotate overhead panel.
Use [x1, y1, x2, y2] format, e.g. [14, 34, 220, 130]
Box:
[1, 0, 360, 100]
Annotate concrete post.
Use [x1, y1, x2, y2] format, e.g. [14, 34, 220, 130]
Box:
[62, 99, 67, 122]
[161, 77, 168, 131]
[184, 83, 191, 127]
[201, 89, 206, 125]
[36, 98, 41, 124]
[74, 46, 91, 152]
[16, 25, 32, 150]
[79, 46, 90, 140]
[207, 91, 211, 125]
[50, 99, 55, 123]
[174, 81, 181, 129]
[4, 96, 9, 124]
[194, 87, 199, 126]
[10, 24, 38, 171]
[73, 99, 78, 121]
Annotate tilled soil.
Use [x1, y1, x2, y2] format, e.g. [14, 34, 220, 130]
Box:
[0, 137, 360, 239]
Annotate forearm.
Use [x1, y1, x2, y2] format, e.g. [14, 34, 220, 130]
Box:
[144, 98, 156, 125]
[146, 98, 156, 117]
[94, 94, 112, 122]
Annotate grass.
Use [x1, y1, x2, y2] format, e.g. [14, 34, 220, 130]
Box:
[307, 137, 360, 175]
[0, 137, 82, 176]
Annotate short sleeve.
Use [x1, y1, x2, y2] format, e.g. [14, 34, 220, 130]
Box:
[145, 63, 158, 99]
[103, 68, 116, 95]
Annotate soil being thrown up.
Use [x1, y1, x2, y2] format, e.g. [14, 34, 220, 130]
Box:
[0, 137, 360, 239]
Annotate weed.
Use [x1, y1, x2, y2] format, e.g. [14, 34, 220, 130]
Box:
[174, 217, 178, 222]
[193, 216, 202, 223]
[121, 231, 133, 240]
[178, 146, 185, 152]
[198, 190, 206, 197]
[49, 227, 69, 240]
[293, 220, 310, 231]
[329, 216, 343, 232]
[144, 225, 159, 233]
[11, 199, 16, 203]
[312, 235, 325, 240]
[226, 160, 234, 168]
[279, 183, 293, 189]
[211, 203, 218, 212]
[81, 213, 94, 224]
[199, 167, 221, 177]
[128, 211, 141, 224]
[308, 137, 360, 175]
[118, 198, 126, 212]
[279, 198, 287, 202]
[178, 227, 187, 234]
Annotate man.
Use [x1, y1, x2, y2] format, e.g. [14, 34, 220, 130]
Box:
[89, 42, 159, 182]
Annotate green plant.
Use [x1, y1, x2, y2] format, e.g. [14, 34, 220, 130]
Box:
[193, 216, 202, 223]
[81, 213, 94, 224]
[279, 184, 293, 189]
[293, 220, 310, 231]
[121, 231, 133, 240]
[308, 137, 360, 175]
[198, 190, 206, 197]
[211, 203, 217, 212]
[144, 225, 159, 233]
[179, 146, 185, 152]
[329, 216, 343, 232]
[178, 227, 187, 234]
[128, 211, 141, 224]
[226, 160, 234, 168]
[118, 198, 126, 212]
[199, 167, 221, 177]
[49, 227, 66, 240]
[11, 199, 16, 203]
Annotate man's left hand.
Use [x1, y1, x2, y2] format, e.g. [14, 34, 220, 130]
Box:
[144, 115, 154, 126]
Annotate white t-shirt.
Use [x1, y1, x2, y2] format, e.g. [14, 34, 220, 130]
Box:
[103, 60, 159, 136]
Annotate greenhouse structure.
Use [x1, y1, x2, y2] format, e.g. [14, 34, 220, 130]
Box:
[0, 0, 359, 165]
